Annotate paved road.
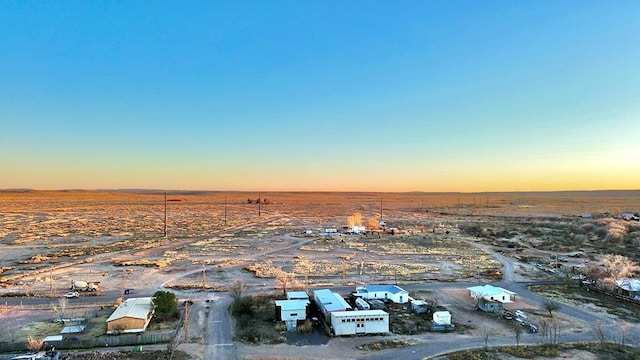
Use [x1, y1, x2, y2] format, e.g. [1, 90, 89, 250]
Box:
[204, 292, 235, 360]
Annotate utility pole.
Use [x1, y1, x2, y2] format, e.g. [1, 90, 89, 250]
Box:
[201, 264, 206, 290]
[380, 199, 383, 221]
[184, 301, 189, 342]
[49, 270, 54, 297]
[224, 195, 227, 226]
[164, 192, 167, 237]
[258, 192, 261, 217]
[121, 269, 126, 302]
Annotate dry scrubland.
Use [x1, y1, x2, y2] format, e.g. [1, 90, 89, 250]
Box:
[1, 190, 639, 292]
[1, 190, 640, 359]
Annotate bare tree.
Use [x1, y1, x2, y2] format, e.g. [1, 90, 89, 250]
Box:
[602, 254, 639, 285]
[276, 271, 292, 295]
[230, 279, 245, 301]
[618, 322, 630, 346]
[471, 292, 485, 310]
[550, 318, 561, 344]
[366, 218, 380, 230]
[51, 297, 69, 322]
[583, 263, 605, 284]
[479, 325, 491, 349]
[543, 299, 560, 317]
[592, 320, 606, 347]
[539, 320, 549, 342]
[513, 325, 523, 346]
[347, 212, 362, 228]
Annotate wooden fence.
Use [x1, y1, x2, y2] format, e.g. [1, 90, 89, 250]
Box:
[0, 331, 174, 353]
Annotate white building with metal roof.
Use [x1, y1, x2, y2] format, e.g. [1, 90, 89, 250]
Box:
[354, 284, 410, 304]
[467, 284, 516, 303]
[106, 297, 154, 334]
[313, 289, 351, 321]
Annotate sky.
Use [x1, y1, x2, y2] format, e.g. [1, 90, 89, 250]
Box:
[1, 1, 639, 192]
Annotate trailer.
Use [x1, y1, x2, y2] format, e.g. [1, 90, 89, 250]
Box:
[330, 310, 389, 336]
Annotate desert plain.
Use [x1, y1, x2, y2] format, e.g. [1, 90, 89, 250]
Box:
[1, 189, 640, 359]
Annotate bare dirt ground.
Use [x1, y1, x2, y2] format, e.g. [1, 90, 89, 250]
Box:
[1, 190, 639, 359]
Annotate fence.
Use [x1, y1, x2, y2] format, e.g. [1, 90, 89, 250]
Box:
[1, 301, 114, 312]
[585, 284, 640, 306]
[0, 331, 174, 353]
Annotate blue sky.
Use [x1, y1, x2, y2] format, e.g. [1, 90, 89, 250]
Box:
[1, 1, 639, 191]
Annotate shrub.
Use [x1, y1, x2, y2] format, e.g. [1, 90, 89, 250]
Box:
[152, 290, 179, 321]
[296, 319, 313, 334]
[232, 296, 254, 316]
[274, 322, 286, 332]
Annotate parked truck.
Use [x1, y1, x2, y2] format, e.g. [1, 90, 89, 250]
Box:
[70, 280, 99, 292]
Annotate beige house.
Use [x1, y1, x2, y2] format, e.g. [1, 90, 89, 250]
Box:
[106, 297, 154, 334]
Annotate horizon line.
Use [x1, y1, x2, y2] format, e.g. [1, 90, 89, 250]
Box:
[2, 188, 639, 195]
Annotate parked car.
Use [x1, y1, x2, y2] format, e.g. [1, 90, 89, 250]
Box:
[514, 310, 527, 319]
[64, 292, 79, 299]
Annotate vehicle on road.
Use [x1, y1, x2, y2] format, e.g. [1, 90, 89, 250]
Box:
[71, 280, 99, 292]
[64, 292, 79, 299]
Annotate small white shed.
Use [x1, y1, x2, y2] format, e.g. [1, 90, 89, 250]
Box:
[275, 300, 308, 322]
[411, 300, 429, 314]
[432, 310, 451, 325]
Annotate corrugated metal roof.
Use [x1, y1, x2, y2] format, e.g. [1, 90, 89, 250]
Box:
[107, 297, 153, 322]
[467, 284, 516, 296]
[357, 285, 408, 294]
[286, 291, 309, 300]
[275, 299, 309, 311]
[44, 335, 63, 342]
[616, 279, 640, 292]
[313, 289, 351, 312]
[60, 325, 85, 334]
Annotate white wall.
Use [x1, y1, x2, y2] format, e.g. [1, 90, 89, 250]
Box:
[361, 291, 408, 304]
[280, 308, 306, 321]
[330, 311, 389, 336]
